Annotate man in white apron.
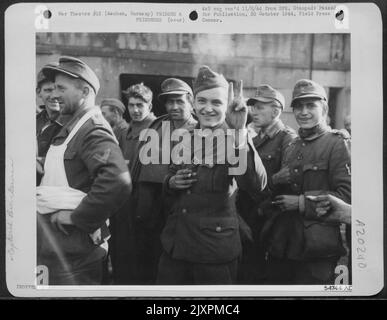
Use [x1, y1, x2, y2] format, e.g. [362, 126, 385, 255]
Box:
[36, 56, 132, 285]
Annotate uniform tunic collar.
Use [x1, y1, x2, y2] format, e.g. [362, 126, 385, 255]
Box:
[248, 119, 285, 141]
[195, 121, 230, 136]
[171, 114, 198, 131]
[126, 112, 157, 139]
[52, 106, 97, 143]
[299, 123, 330, 141]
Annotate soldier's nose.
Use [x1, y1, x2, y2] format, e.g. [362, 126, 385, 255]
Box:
[300, 106, 309, 114]
[202, 104, 213, 113]
[170, 102, 179, 110]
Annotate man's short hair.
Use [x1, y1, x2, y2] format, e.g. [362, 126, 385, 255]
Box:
[123, 83, 153, 104]
[36, 70, 54, 92]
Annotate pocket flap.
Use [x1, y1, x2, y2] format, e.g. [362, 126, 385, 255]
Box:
[199, 217, 238, 232]
[261, 152, 276, 161]
[303, 161, 328, 172]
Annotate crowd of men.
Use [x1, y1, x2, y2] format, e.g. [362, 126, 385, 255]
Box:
[35, 56, 351, 286]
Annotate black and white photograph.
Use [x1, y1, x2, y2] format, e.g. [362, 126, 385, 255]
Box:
[35, 32, 351, 286]
[4, 2, 383, 297]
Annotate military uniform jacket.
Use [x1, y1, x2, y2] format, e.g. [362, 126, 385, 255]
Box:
[119, 114, 198, 229]
[238, 121, 297, 238]
[267, 125, 351, 260]
[113, 118, 130, 142]
[36, 108, 63, 157]
[251, 121, 297, 190]
[161, 123, 267, 264]
[49, 106, 132, 233]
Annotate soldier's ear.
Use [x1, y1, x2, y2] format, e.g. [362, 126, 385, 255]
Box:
[82, 85, 90, 98]
[272, 107, 280, 118]
[148, 102, 153, 111]
[321, 100, 329, 116]
[114, 108, 121, 117]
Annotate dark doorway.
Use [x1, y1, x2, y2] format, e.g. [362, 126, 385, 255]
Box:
[119, 74, 195, 121]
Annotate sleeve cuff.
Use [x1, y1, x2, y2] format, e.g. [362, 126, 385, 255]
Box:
[299, 194, 305, 214]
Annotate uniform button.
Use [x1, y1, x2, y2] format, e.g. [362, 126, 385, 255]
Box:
[186, 189, 191, 195]
[294, 169, 298, 173]
[313, 166, 318, 170]
[215, 226, 222, 232]
[297, 155, 303, 160]
[302, 143, 306, 147]
[293, 183, 298, 187]
[182, 209, 187, 214]
[267, 155, 272, 159]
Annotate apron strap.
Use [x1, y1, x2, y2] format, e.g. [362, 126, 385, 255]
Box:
[63, 108, 100, 145]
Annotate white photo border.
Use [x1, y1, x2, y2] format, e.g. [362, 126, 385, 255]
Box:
[4, 2, 384, 297]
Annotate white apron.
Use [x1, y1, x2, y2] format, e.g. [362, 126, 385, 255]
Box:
[37, 108, 109, 246]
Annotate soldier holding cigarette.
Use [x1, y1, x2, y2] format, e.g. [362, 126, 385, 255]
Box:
[157, 66, 267, 285]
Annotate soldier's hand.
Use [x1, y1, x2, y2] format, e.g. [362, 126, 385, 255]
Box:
[36, 157, 45, 176]
[272, 195, 299, 212]
[226, 80, 248, 130]
[168, 169, 197, 190]
[307, 194, 351, 225]
[272, 166, 291, 185]
[50, 210, 74, 235]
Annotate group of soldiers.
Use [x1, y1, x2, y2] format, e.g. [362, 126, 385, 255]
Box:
[35, 56, 351, 286]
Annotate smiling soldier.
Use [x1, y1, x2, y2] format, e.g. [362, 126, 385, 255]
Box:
[36, 69, 67, 184]
[264, 79, 351, 284]
[156, 66, 267, 285]
[36, 56, 132, 285]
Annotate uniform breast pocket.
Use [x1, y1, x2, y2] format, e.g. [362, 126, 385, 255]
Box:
[261, 152, 280, 172]
[197, 216, 241, 262]
[64, 150, 85, 180]
[199, 216, 238, 238]
[302, 161, 329, 190]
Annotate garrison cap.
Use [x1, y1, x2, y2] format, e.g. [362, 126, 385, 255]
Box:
[100, 98, 126, 114]
[158, 78, 193, 101]
[122, 83, 153, 104]
[193, 65, 228, 95]
[291, 79, 327, 108]
[36, 69, 54, 89]
[247, 84, 285, 109]
[42, 56, 100, 94]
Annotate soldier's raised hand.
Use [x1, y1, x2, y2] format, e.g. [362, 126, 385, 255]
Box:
[226, 80, 248, 130]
